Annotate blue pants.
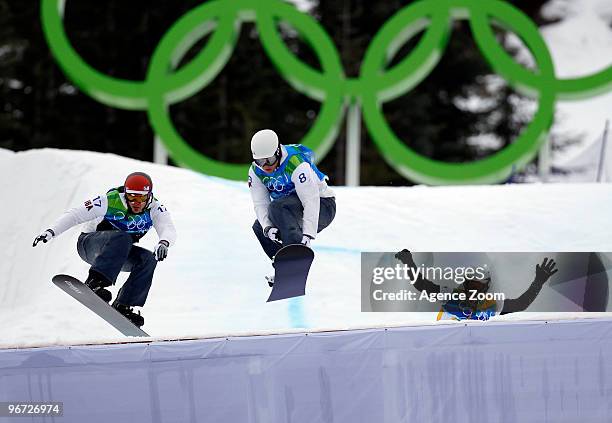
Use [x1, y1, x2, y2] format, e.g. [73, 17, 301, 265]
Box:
[253, 195, 336, 259]
[77, 231, 157, 307]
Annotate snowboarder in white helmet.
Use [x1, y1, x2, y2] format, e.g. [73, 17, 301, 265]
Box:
[33, 172, 177, 327]
[248, 129, 336, 284]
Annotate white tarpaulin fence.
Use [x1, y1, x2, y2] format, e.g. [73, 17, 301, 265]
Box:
[1, 319, 612, 423]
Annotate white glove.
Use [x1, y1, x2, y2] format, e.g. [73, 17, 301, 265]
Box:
[154, 240, 169, 261]
[33, 229, 55, 247]
[301, 234, 313, 247]
[264, 226, 281, 244]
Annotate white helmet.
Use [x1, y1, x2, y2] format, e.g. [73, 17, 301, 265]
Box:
[251, 129, 279, 159]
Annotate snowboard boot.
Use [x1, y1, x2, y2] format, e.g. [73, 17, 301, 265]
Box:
[85, 270, 112, 303]
[112, 301, 145, 327]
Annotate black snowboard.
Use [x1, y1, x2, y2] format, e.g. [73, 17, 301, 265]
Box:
[267, 244, 315, 302]
[52, 274, 149, 337]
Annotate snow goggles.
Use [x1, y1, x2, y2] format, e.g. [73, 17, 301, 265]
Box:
[464, 277, 491, 291]
[125, 193, 149, 203]
[254, 154, 279, 167]
[472, 277, 491, 285]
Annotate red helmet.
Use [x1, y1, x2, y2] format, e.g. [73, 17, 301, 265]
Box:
[124, 172, 153, 195]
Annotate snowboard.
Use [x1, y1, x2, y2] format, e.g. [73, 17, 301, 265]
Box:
[267, 244, 315, 302]
[52, 274, 149, 337]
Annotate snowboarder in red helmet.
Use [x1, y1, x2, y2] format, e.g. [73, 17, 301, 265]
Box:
[33, 171, 177, 327]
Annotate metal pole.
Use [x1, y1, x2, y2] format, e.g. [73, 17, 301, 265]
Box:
[153, 136, 168, 165]
[596, 119, 609, 182]
[538, 134, 551, 182]
[345, 101, 361, 186]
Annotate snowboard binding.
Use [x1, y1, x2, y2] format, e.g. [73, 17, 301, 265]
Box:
[112, 301, 145, 327]
[85, 271, 112, 303]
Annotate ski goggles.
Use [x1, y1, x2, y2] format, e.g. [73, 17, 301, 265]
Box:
[254, 154, 279, 167]
[468, 277, 491, 285]
[464, 277, 491, 291]
[125, 193, 149, 203]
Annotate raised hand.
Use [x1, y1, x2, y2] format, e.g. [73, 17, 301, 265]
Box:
[535, 257, 558, 284]
[395, 249, 416, 267]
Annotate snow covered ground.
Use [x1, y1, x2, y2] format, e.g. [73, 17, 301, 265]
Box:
[1, 0, 611, 349]
[541, 0, 612, 164]
[1, 148, 612, 348]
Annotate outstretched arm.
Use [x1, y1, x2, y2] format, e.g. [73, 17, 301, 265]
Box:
[501, 257, 558, 314]
[33, 194, 108, 246]
[395, 249, 440, 294]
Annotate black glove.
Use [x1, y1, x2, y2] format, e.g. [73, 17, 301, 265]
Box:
[33, 229, 55, 247]
[535, 257, 558, 284]
[154, 240, 170, 261]
[395, 249, 416, 267]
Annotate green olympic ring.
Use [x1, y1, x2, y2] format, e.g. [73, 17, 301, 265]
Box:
[41, 0, 612, 184]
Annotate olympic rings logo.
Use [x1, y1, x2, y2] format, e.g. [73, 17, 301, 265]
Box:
[459, 303, 493, 321]
[261, 175, 287, 192]
[41, 0, 612, 184]
[112, 211, 149, 231]
[126, 215, 149, 231]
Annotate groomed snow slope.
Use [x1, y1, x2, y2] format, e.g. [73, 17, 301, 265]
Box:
[1, 148, 612, 348]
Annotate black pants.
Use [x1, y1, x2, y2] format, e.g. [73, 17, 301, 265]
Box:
[252, 195, 336, 259]
[77, 231, 157, 306]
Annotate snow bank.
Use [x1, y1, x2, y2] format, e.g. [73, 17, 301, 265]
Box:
[1, 148, 612, 348]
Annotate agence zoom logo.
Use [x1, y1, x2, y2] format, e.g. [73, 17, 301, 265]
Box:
[41, 0, 612, 184]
